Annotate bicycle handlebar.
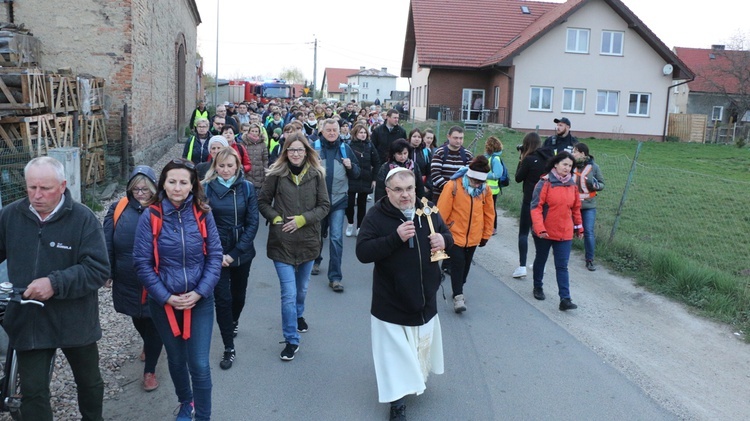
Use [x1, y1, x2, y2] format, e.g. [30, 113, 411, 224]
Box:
[0, 282, 44, 307]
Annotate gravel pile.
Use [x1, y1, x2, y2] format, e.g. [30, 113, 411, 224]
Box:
[0, 142, 185, 421]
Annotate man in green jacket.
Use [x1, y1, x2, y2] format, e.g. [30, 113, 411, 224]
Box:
[0, 156, 110, 421]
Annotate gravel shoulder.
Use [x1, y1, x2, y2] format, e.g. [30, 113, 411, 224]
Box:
[473, 209, 750, 420]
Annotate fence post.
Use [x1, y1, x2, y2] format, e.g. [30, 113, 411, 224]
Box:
[609, 141, 642, 244]
[437, 111, 442, 142]
[121, 104, 129, 180]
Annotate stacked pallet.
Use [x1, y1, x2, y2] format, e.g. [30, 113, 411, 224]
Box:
[0, 24, 107, 186]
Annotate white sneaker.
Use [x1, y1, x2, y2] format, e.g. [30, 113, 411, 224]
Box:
[453, 294, 466, 313]
[367, 195, 373, 202]
[345, 224, 354, 237]
[512, 266, 527, 278]
[356, 228, 360, 236]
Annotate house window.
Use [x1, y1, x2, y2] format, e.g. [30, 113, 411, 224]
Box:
[362, 94, 368, 100]
[566, 28, 589, 54]
[362, 82, 368, 88]
[596, 90, 619, 114]
[423, 85, 427, 107]
[601, 31, 624, 56]
[494, 86, 500, 109]
[339, 93, 345, 101]
[712, 106, 723, 121]
[529, 87, 553, 111]
[376, 88, 380, 95]
[416, 87, 421, 107]
[562, 88, 585, 113]
[628, 92, 650, 116]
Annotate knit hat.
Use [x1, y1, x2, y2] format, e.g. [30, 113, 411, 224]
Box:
[273, 128, 283, 136]
[208, 135, 229, 148]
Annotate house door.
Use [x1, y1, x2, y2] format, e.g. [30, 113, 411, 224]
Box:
[462, 89, 485, 122]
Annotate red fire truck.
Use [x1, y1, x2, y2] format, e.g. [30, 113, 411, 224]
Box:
[228, 79, 295, 104]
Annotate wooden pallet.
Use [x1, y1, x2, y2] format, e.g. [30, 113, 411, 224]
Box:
[80, 112, 107, 149]
[0, 114, 73, 157]
[46, 75, 79, 114]
[77, 76, 105, 114]
[0, 67, 47, 112]
[82, 147, 105, 185]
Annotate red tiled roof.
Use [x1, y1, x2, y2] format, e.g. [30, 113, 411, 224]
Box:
[402, 0, 694, 80]
[322, 68, 359, 93]
[674, 47, 748, 94]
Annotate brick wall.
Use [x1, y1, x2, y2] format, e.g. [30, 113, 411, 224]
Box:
[5, 0, 199, 171]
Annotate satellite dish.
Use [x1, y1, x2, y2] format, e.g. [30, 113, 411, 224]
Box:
[662, 64, 674, 76]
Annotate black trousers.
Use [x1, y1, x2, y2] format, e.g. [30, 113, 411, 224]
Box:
[345, 191, 369, 227]
[448, 245, 477, 297]
[132, 316, 163, 374]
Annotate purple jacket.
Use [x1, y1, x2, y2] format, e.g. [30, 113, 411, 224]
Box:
[133, 194, 222, 305]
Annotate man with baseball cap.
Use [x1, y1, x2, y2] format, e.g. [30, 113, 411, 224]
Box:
[544, 117, 578, 155]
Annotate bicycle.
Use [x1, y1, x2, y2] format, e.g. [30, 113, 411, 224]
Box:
[0, 282, 49, 421]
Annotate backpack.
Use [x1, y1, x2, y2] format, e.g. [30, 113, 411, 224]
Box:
[112, 197, 129, 228]
[440, 144, 469, 166]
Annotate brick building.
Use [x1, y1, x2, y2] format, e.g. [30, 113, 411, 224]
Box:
[0, 0, 201, 168]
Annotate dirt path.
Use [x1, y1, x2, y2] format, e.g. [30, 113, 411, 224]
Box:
[473, 210, 750, 420]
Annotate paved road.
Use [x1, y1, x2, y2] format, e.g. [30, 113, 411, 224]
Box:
[104, 219, 676, 420]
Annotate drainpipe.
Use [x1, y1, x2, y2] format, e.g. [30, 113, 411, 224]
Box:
[8, 1, 14, 23]
[492, 67, 512, 127]
[663, 77, 694, 139]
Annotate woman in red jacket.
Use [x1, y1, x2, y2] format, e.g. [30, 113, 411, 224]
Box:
[221, 125, 251, 175]
[530, 152, 583, 311]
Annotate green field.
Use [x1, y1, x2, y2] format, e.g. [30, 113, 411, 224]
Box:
[405, 121, 750, 336]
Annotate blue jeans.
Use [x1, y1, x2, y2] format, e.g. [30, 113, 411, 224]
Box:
[274, 260, 315, 345]
[581, 208, 596, 261]
[518, 201, 532, 266]
[315, 208, 344, 281]
[149, 295, 214, 421]
[532, 237, 572, 300]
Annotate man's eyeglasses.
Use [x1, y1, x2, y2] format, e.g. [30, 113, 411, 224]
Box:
[287, 148, 305, 155]
[386, 185, 415, 194]
[172, 158, 196, 170]
[131, 188, 152, 194]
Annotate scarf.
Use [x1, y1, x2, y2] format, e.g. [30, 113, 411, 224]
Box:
[246, 133, 261, 144]
[219, 176, 236, 188]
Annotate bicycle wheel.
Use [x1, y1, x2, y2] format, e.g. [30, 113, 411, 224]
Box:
[6, 349, 56, 421]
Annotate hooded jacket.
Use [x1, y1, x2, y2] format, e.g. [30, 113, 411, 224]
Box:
[133, 194, 223, 306]
[0, 189, 109, 350]
[530, 171, 582, 241]
[203, 175, 259, 266]
[347, 138, 380, 193]
[437, 177, 495, 248]
[356, 196, 454, 326]
[103, 166, 157, 318]
[515, 147, 555, 204]
[318, 138, 361, 210]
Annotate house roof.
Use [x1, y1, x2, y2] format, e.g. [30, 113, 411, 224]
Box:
[322, 68, 360, 93]
[348, 68, 398, 78]
[401, 0, 693, 80]
[674, 47, 748, 95]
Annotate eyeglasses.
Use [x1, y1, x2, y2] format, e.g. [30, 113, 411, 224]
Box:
[287, 148, 306, 155]
[131, 188, 152, 194]
[171, 158, 196, 170]
[386, 185, 415, 194]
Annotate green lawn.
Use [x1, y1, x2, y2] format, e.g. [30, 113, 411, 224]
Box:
[405, 121, 750, 336]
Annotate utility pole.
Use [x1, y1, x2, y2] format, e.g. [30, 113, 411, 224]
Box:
[312, 36, 317, 98]
[214, 0, 220, 108]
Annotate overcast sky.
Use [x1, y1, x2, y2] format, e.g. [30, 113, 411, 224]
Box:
[195, 0, 749, 91]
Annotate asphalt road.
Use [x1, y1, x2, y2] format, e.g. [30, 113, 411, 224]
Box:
[104, 218, 677, 421]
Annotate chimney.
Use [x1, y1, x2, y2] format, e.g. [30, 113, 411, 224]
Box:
[360, 66, 365, 71]
[711, 44, 725, 51]
[381, 67, 387, 73]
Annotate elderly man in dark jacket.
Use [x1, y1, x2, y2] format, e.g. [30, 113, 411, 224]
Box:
[0, 156, 109, 421]
[356, 167, 453, 421]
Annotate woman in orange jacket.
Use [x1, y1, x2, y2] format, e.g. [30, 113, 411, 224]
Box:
[437, 156, 495, 313]
[530, 152, 583, 311]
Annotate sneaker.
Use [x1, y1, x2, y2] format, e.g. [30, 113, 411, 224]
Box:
[389, 404, 406, 420]
[329, 281, 344, 292]
[232, 321, 239, 338]
[345, 223, 354, 237]
[174, 401, 194, 421]
[559, 298, 578, 311]
[220, 348, 235, 370]
[453, 294, 466, 313]
[142, 372, 159, 392]
[280, 342, 299, 361]
[533, 287, 545, 301]
[367, 194, 373, 202]
[512, 266, 527, 278]
[356, 227, 360, 236]
[297, 317, 308, 333]
[311, 263, 320, 275]
[586, 260, 597, 271]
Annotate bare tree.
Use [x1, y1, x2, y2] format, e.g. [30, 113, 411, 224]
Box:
[279, 67, 306, 83]
[705, 32, 750, 123]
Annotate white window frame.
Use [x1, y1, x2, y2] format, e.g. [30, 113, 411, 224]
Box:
[494, 86, 500, 109]
[601, 31, 624, 56]
[712, 106, 723, 121]
[596, 90, 619, 115]
[529, 86, 553, 111]
[562, 88, 586, 113]
[628, 92, 651, 116]
[362, 93, 368, 100]
[362, 82, 368, 88]
[566, 28, 590, 54]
